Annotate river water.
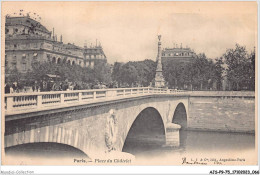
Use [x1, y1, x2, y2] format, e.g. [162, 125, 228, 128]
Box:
[5, 129, 255, 165]
[123, 130, 256, 165]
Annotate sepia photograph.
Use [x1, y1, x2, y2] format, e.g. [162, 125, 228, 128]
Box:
[1, 0, 258, 173]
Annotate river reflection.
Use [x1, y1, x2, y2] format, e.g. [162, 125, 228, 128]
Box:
[123, 130, 255, 161]
[5, 130, 255, 165]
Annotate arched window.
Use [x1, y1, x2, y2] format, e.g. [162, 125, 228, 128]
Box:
[67, 60, 71, 65]
[72, 61, 75, 65]
[57, 58, 61, 64]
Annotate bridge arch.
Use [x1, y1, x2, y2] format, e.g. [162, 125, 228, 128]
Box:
[121, 107, 166, 154]
[172, 102, 188, 129]
[4, 126, 91, 158]
[5, 142, 89, 159]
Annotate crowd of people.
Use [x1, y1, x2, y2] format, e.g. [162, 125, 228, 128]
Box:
[4, 80, 121, 94]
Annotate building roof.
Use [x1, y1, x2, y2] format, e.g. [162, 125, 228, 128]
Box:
[6, 16, 51, 34]
[163, 47, 193, 53]
[65, 43, 84, 50]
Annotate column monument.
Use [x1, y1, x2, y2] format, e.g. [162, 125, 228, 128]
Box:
[155, 35, 165, 88]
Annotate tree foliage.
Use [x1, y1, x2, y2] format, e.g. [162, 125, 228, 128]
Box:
[8, 61, 113, 89]
[223, 44, 255, 90]
[162, 53, 220, 90]
[111, 59, 156, 87]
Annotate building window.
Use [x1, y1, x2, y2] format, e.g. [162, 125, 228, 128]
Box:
[47, 54, 51, 62]
[22, 63, 26, 71]
[14, 44, 17, 48]
[33, 53, 38, 61]
[57, 58, 61, 64]
[5, 28, 9, 34]
[5, 55, 8, 67]
[52, 57, 56, 63]
[22, 54, 26, 62]
[11, 62, 17, 69]
[12, 55, 17, 62]
[15, 28, 18, 32]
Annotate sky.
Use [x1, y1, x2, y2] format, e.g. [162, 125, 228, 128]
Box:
[2, 1, 257, 63]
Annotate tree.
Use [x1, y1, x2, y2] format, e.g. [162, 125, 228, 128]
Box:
[94, 62, 112, 85]
[214, 57, 224, 90]
[111, 59, 156, 87]
[223, 44, 252, 90]
[5, 66, 22, 84]
[119, 64, 139, 87]
[248, 50, 255, 90]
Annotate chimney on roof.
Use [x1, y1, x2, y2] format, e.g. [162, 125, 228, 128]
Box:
[180, 43, 182, 49]
[60, 35, 63, 43]
[52, 28, 55, 41]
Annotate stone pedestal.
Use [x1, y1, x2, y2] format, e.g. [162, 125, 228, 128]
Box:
[165, 123, 181, 147]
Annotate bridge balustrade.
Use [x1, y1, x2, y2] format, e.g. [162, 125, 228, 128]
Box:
[4, 87, 183, 114]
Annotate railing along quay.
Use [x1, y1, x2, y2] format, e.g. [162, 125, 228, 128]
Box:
[4, 87, 185, 113]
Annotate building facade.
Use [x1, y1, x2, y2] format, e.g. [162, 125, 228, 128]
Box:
[161, 46, 196, 63]
[5, 15, 107, 74]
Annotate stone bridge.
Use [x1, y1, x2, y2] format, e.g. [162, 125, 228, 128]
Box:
[4, 88, 255, 159]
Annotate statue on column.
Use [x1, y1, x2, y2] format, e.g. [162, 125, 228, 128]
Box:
[154, 35, 165, 88]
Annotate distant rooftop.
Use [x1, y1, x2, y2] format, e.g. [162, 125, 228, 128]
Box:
[6, 16, 51, 34]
